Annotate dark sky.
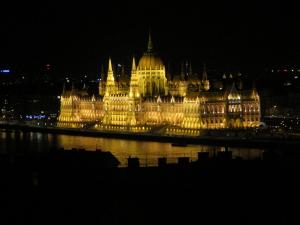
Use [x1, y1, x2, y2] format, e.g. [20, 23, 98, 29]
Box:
[0, 0, 299, 75]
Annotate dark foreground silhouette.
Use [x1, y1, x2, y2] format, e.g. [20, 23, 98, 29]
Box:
[1, 148, 300, 225]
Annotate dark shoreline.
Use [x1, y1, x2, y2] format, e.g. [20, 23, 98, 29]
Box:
[1, 125, 299, 225]
[0, 123, 299, 149]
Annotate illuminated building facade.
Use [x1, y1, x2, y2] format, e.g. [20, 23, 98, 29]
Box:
[58, 34, 261, 135]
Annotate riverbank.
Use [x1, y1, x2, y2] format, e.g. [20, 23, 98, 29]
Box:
[0, 122, 299, 149]
[1, 146, 299, 225]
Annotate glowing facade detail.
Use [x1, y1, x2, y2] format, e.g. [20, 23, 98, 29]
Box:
[58, 34, 261, 134]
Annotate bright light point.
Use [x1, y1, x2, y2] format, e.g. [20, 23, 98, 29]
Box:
[0, 69, 10, 73]
[56, 36, 262, 132]
[284, 82, 292, 86]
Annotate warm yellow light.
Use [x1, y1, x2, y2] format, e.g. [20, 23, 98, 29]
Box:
[57, 36, 261, 132]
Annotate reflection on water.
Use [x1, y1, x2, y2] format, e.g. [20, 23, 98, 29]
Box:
[0, 130, 264, 167]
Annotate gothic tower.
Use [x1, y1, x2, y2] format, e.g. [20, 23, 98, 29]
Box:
[129, 57, 140, 98]
[105, 57, 116, 96]
[202, 63, 210, 91]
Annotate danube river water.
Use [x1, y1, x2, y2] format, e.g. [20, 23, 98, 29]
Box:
[0, 129, 264, 167]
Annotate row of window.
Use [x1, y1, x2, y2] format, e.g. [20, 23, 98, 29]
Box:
[139, 71, 164, 75]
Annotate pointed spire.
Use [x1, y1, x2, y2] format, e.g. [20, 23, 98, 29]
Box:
[171, 95, 175, 103]
[130, 56, 140, 97]
[105, 57, 115, 96]
[131, 56, 136, 71]
[147, 30, 153, 52]
[157, 95, 162, 103]
[228, 82, 240, 100]
[108, 57, 113, 72]
[106, 57, 115, 83]
[202, 63, 210, 91]
[229, 82, 237, 94]
[251, 80, 259, 99]
[202, 63, 208, 81]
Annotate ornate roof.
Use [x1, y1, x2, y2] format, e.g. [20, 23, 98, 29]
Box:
[137, 32, 164, 70]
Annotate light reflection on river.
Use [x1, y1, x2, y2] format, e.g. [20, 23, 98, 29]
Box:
[0, 130, 264, 167]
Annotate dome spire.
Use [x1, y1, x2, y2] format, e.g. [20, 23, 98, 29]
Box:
[131, 56, 136, 71]
[147, 30, 153, 52]
[108, 57, 113, 72]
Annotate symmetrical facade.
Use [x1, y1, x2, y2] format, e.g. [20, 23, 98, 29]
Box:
[58, 34, 261, 136]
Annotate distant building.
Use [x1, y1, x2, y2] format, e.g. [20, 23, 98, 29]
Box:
[58, 33, 261, 135]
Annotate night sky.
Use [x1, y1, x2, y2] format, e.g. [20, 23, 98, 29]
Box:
[0, 1, 299, 75]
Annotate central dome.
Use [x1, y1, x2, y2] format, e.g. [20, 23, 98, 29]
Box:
[137, 32, 164, 70]
[138, 53, 164, 70]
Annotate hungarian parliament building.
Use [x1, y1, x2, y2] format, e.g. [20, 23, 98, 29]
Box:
[57, 34, 261, 136]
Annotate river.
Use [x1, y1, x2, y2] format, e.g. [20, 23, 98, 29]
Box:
[0, 129, 264, 167]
